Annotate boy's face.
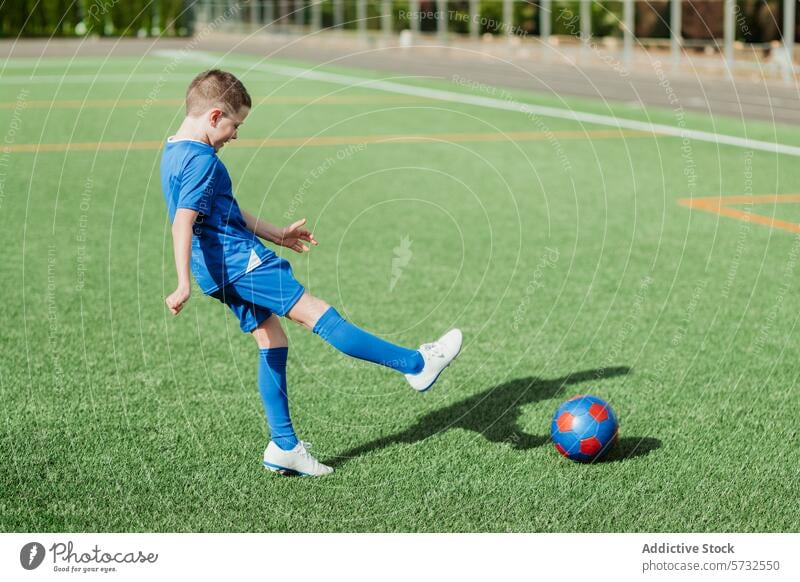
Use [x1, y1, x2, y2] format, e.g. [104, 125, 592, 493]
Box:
[207, 106, 249, 152]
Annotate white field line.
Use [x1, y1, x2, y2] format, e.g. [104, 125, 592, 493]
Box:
[156, 50, 800, 158]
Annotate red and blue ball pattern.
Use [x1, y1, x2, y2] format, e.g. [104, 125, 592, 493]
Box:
[550, 394, 618, 462]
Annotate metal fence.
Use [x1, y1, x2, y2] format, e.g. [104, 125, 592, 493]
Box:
[196, 0, 798, 79]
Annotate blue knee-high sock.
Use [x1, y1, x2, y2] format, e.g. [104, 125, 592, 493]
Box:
[257, 347, 298, 451]
[312, 307, 424, 375]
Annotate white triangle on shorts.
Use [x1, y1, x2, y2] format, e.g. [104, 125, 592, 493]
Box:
[245, 248, 262, 273]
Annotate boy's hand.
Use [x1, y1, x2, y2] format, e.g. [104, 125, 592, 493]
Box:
[166, 284, 191, 315]
[275, 218, 318, 253]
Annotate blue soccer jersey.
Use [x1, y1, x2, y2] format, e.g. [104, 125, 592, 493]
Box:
[160, 137, 273, 294]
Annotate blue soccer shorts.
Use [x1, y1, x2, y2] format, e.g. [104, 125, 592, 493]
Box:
[209, 253, 305, 333]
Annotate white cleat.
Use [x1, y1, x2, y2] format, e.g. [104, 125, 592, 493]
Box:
[405, 328, 463, 392]
[262, 441, 334, 477]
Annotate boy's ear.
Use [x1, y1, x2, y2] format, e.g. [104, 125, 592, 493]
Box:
[208, 108, 224, 127]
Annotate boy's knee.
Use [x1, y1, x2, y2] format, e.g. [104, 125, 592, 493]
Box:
[251, 315, 288, 348]
[287, 292, 330, 330]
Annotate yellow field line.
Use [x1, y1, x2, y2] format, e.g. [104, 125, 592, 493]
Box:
[2, 129, 651, 153]
[0, 95, 430, 110]
[678, 194, 800, 234]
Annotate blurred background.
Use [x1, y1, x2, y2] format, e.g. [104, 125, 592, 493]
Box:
[1, 1, 798, 81]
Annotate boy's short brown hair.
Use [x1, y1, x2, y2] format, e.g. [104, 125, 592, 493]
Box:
[185, 69, 252, 116]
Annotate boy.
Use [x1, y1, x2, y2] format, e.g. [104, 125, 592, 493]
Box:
[161, 70, 462, 477]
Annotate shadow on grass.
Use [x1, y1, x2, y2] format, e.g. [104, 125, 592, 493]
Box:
[599, 437, 662, 463]
[332, 366, 661, 466]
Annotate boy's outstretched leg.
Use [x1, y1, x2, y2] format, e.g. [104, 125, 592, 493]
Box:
[287, 292, 463, 392]
[252, 315, 332, 477]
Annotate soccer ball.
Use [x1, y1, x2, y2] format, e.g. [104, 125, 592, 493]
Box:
[550, 394, 618, 462]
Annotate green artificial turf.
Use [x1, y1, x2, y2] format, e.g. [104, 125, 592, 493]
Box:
[1, 53, 798, 532]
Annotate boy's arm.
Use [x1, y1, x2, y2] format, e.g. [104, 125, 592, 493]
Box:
[241, 210, 281, 244]
[166, 208, 198, 315]
[241, 210, 318, 253]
